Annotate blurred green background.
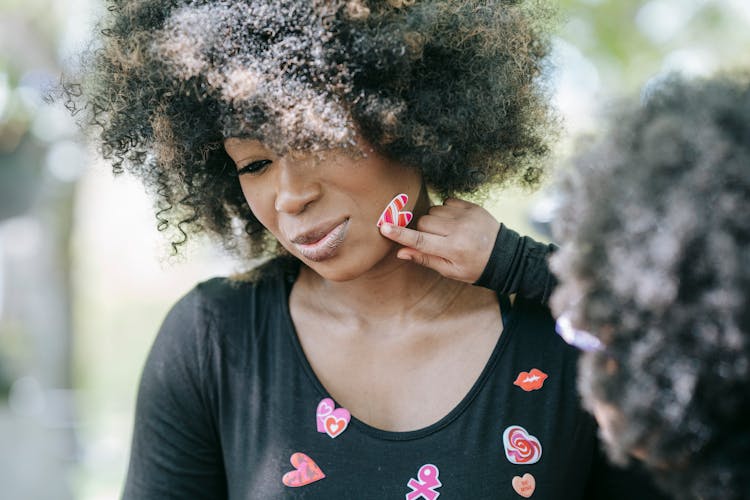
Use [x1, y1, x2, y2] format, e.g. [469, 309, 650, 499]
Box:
[0, 0, 748, 498]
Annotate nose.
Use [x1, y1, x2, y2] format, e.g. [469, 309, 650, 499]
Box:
[274, 158, 321, 215]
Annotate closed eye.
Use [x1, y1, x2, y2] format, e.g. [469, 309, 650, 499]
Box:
[235, 159, 272, 176]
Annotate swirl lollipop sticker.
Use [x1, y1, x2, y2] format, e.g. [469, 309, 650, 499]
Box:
[502, 425, 542, 465]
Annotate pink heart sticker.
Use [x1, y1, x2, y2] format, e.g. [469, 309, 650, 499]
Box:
[324, 407, 351, 438]
[316, 398, 351, 438]
[377, 193, 413, 228]
[282, 452, 326, 488]
[512, 473, 536, 498]
[316, 398, 334, 433]
[503, 425, 542, 465]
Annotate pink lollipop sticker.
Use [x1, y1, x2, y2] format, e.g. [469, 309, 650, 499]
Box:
[503, 425, 542, 465]
[377, 193, 413, 228]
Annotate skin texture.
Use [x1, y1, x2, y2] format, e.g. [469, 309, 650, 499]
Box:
[224, 135, 503, 431]
[549, 74, 750, 500]
[379, 198, 501, 283]
[224, 136, 425, 281]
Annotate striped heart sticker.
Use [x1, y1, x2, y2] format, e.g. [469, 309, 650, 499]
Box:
[377, 193, 413, 228]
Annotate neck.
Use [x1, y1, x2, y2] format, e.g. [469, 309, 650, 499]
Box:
[292, 183, 469, 331]
[297, 257, 466, 330]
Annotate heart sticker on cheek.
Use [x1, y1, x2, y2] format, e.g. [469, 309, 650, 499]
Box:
[377, 193, 413, 228]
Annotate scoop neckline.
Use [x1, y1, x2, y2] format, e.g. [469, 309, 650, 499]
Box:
[278, 264, 519, 442]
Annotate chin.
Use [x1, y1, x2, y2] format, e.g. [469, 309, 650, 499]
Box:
[306, 260, 371, 282]
[305, 248, 394, 282]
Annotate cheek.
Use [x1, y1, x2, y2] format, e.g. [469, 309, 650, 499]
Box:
[239, 182, 276, 231]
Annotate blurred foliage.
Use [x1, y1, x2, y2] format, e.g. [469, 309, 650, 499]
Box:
[0, 320, 32, 398]
[0, 0, 64, 395]
[558, 0, 750, 93]
[0, 0, 61, 213]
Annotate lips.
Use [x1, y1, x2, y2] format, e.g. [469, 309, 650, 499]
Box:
[291, 219, 350, 262]
[513, 368, 548, 392]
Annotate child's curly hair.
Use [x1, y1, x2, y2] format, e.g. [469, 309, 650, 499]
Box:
[65, 0, 555, 256]
[549, 74, 750, 500]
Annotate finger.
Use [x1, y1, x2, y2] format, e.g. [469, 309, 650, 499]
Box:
[443, 197, 477, 209]
[379, 223, 446, 255]
[426, 204, 467, 219]
[415, 214, 455, 236]
[397, 248, 457, 278]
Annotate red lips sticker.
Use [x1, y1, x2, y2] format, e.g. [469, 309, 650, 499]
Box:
[513, 368, 548, 392]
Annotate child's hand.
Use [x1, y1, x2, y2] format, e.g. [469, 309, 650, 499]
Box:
[379, 198, 500, 284]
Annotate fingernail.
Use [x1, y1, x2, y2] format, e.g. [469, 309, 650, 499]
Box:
[398, 254, 412, 261]
[381, 223, 394, 234]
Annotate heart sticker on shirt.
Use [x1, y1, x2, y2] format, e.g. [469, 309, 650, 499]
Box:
[316, 398, 335, 433]
[503, 425, 542, 465]
[324, 414, 349, 438]
[282, 452, 326, 487]
[512, 473, 536, 497]
[513, 369, 548, 392]
[377, 193, 413, 228]
[316, 398, 351, 438]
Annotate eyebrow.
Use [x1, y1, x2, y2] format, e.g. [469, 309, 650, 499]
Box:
[224, 135, 269, 152]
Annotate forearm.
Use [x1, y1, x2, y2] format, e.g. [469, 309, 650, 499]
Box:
[474, 224, 558, 304]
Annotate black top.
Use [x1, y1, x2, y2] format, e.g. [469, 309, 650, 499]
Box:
[123, 258, 668, 499]
[474, 224, 558, 304]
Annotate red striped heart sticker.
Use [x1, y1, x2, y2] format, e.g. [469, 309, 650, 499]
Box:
[377, 193, 413, 228]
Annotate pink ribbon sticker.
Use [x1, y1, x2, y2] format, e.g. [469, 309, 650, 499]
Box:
[405, 463, 442, 500]
[377, 193, 413, 228]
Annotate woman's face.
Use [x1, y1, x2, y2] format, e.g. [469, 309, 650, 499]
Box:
[224, 137, 423, 281]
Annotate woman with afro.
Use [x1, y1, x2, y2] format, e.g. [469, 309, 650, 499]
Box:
[67, 0, 667, 498]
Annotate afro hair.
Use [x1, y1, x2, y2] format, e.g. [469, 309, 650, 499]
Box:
[64, 0, 555, 256]
[549, 74, 750, 500]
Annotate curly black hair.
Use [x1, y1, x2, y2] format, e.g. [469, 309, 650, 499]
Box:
[64, 0, 555, 256]
[549, 74, 750, 500]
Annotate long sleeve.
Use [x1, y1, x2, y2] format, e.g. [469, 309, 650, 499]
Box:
[122, 287, 227, 500]
[474, 224, 558, 304]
